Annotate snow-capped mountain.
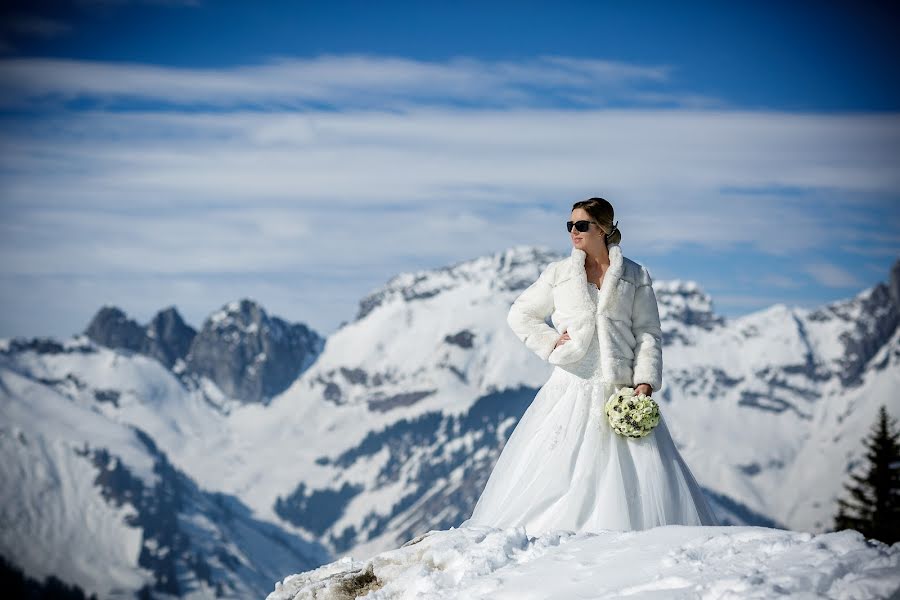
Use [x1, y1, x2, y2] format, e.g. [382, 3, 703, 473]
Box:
[0, 336, 330, 599]
[1, 248, 898, 598]
[260, 246, 899, 560]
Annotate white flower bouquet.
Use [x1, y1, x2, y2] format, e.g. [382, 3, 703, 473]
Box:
[604, 386, 660, 438]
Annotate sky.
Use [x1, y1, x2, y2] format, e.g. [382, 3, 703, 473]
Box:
[0, 0, 898, 339]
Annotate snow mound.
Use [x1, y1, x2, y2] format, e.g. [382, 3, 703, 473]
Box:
[267, 524, 900, 600]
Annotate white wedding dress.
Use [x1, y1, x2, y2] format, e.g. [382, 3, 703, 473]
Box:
[460, 283, 719, 536]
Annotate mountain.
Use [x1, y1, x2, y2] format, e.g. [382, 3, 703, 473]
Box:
[0, 338, 330, 599]
[266, 524, 900, 600]
[86, 305, 196, 370]
[183, 299, 325, 408]
[261, 248, 900, 559]
[2, 299, 329, 598]
[264, 246, 775, 563]
[84, 298, 325, 408]
[1, 248, 898, 598]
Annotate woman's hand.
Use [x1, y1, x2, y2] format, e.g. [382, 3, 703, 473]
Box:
[635, 383, 653, 396]
[554, 331, 570, 348]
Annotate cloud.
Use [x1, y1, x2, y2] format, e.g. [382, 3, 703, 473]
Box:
[803, 263, 864, 288]
[1, 106, 896, 260]
[0, 54, 718, 110]
[0, 54, 898, 337]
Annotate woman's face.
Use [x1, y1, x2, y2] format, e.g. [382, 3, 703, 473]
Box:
[570, 207, 605, 251]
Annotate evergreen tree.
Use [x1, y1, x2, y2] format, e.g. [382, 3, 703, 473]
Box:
[833, 404, 900, 544]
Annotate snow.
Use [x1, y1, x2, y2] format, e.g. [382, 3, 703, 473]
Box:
[0, 368, 154, 597]
[1, 356, 330, 599]
[267, 525, 900, 600]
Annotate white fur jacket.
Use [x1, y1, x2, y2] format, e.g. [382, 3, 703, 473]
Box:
[507, 242, 664, 392]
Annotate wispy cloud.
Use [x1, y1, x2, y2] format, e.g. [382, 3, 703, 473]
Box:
[0, 54, 897, 337]
[2, 106, 896, 251]
[804, 262, 865, 288]
[0, 54, 717, 110]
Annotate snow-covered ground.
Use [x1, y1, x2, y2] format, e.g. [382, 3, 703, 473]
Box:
[267, 524, 900, 600]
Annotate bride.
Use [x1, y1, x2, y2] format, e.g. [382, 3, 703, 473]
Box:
[459, 197, 719, 535]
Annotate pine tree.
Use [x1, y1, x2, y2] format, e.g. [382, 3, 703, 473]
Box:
[833, 404, 900, 544]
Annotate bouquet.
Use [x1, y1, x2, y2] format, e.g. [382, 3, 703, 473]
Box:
[604, 386, 660, 438]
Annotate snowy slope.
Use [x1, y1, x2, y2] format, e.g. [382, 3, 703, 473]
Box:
[660, 281, 900, 532]
[267, 524, 900, 600]
[0, 339, 329, 599]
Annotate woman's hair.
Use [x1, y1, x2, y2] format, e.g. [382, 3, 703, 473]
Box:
[572, 197, 622, 245]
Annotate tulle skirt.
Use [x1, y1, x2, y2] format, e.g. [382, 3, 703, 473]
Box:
[460, 370, 719, 536]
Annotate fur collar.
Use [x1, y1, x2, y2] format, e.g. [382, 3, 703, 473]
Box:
[568, 242, 625, 315]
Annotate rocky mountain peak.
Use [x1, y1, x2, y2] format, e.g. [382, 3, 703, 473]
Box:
[805, 260, 900, 386]
[84, 305, 146, 352]
[206, 298, 268, 333]
[493, 245, 564, 291]
[889, 257, 900, 311]
[185, 298, 325, 405]
[654, 279, 726, 334]
[353, 245, 563, 322]
[84, 305, 196, 369]
[82, 299, 323, 405]
[146, 306, 197, 368]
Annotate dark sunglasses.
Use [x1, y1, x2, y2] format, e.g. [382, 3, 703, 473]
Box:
[566, 220, 598, 233]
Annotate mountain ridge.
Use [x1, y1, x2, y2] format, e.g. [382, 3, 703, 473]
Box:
[1, 249, 897, 598]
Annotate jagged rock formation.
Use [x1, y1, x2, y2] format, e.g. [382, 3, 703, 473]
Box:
[185, 299, 324, 405]
[85, 305, 196, 369]
[654, 280, 727, 345]
[83, 299, 325, 405]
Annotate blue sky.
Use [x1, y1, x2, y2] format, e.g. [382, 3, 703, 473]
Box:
[0, 0, 898, 338]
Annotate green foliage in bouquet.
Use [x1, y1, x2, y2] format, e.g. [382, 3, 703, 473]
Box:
[605, 386, 660, 438]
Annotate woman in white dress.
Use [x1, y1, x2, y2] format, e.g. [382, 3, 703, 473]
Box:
[459, 197, 719, 536]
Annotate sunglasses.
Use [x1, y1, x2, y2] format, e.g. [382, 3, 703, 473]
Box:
[566, 220, 598, 233]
